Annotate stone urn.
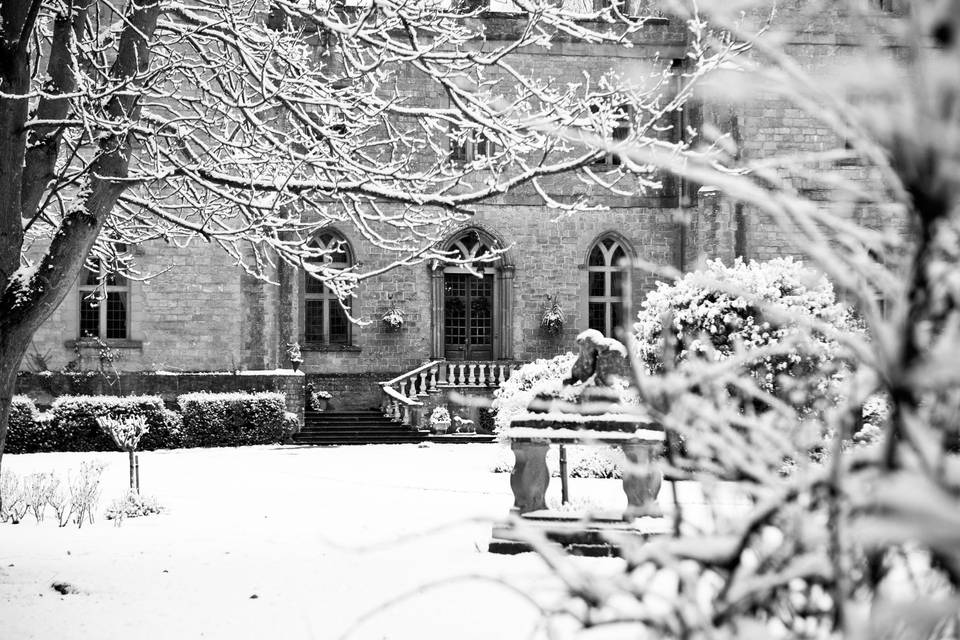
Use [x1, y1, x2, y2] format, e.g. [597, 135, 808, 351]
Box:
[432, 420, 450, 434]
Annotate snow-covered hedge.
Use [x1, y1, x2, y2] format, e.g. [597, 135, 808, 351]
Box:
[47, 395, 182, 452]
[633, 257, 860, 408]
[177, 392, 286, 447]
[4, 395, 182, 453]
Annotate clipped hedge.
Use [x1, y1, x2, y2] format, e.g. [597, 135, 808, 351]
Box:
[5, 396, 44, 454]
[44, 395, 182, 452]
[178, 392, 286, 447]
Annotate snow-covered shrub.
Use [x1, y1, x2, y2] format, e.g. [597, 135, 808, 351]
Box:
[569, 447, 623, 479]
[68, 461, 104, 528]
[98, 415, 149, 452]
[46, 395, 181, 452]
[23, 472, 59, 523]
[491, 353, 577, 432]
[0, 470, 27, 523]
[178, 391, 286, 447]
[3, 395, 45, 454]
[105, 490, 164, 523]
[633, 257, 860, 411]
[47, 482, 71, 528]
[491, 352, 637, 433]
[861, 394, 889, 430]
[488, 445, 625, 479]
[490, 447, 514, 473]
[282, 411, 300, 439]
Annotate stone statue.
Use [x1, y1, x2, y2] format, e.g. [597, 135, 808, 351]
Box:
[563, 328, 628, 387]
[528, 329, 629, 416]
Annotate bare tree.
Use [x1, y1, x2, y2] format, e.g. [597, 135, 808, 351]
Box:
[507, 0, 960, 637]
[0, 1, 739, 464]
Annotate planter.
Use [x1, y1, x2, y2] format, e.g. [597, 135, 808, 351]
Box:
[315, 398, 329, 412]
[291, 361, 302, 372]
[432, 420, 450, 434]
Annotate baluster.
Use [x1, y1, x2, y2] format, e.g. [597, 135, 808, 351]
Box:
[407, 377, 416, 398]
[478, 363, 487, 386]
[457, 364, 466, 385]
[419, 370, 428, 395]
[402, 405, 411, 425]
[428, 366, 438, 392]
[392, 400, 401, 422]
[499, 365, 507, 383]
[467, 363, 476, 385]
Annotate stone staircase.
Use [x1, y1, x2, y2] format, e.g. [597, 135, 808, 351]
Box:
[292, 409, 430, 446]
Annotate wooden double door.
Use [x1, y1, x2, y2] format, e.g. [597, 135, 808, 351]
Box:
[443, 272, 494, 361]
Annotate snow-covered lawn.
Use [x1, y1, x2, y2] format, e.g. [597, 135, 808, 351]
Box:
[1, 444, 749, 639]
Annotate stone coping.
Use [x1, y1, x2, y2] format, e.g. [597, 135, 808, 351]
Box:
[504, 426, 665, 444]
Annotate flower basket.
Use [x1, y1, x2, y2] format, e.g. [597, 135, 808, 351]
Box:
[540, 299, 565, 336]
[430, 406, 451, 434]
[310, 390, 332, 412]
[382, 307, 404, 332]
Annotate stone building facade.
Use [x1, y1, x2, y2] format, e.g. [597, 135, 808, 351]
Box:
[18, 4, 907, 409]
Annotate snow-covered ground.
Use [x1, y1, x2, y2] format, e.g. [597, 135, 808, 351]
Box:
[1, 444, 750, 639]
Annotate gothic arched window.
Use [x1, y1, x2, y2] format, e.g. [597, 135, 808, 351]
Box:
[303, 232, 352, 346]
[587, 236, 629, 337]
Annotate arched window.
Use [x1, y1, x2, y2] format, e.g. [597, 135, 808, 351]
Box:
[587, 236, 629, 337]
[449, 232, 492, 262]
[303, 232, 352, 346]
[79, 246, 130, 340]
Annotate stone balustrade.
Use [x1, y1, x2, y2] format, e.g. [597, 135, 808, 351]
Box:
[439, 360, 513, 387]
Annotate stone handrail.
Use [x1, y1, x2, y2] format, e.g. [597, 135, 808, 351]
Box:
[379, 360, 442, 425]
[379, 359, 520, 426]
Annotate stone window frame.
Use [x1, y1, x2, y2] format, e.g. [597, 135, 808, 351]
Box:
[589, 100, 632, 168]
[78, 247, 131, 342]
[301, 230, 355, 349]
[869, 0, 907, 13]
[448, 123, 496, 164]
[584, 233, 633, 337]
[430, 225, 516, 360]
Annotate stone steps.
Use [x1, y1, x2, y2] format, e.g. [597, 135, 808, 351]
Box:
[293, 410, 429, 446]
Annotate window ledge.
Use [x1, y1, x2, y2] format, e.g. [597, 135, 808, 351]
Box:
[65, 339, 143, 350]
[302, 343, 361, 353]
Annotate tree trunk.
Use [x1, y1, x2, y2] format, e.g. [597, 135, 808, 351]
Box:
[0, 326, 31, 502]
[0, 0, 161, 471]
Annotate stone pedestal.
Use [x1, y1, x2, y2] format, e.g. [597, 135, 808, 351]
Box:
[493, 417, 667, 556]
[621, 442, 663, 519]
[509, 441, 549, 514]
